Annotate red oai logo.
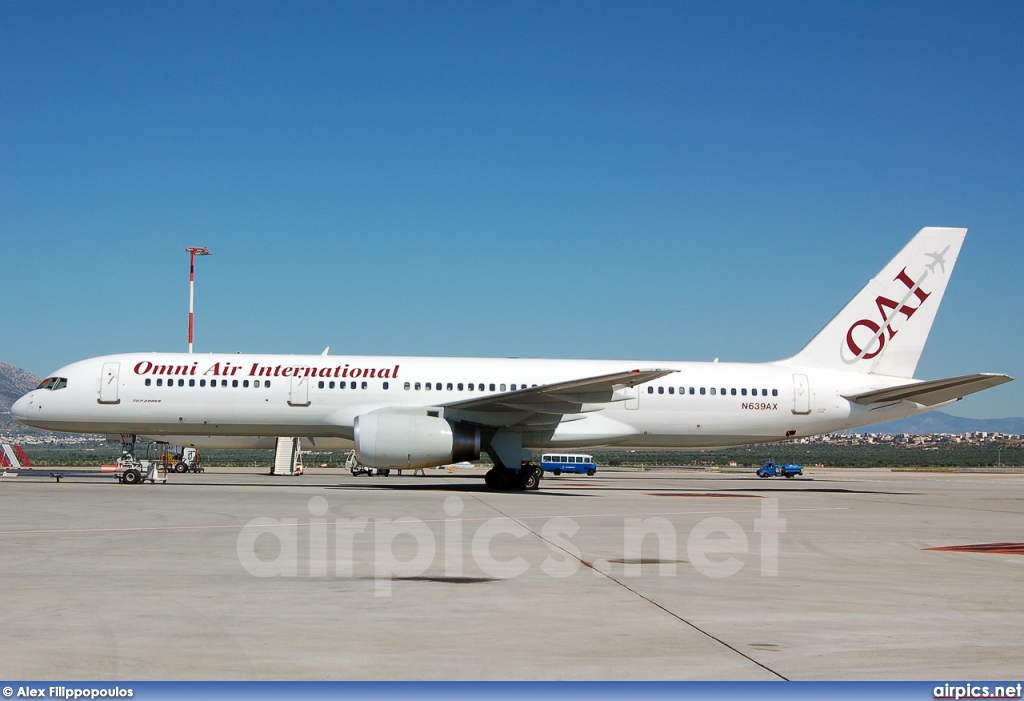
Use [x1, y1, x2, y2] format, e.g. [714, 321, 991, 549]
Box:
[845, 268, 931, 361]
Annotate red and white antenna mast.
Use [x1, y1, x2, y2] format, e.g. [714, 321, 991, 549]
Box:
[185, 246, 211, 353]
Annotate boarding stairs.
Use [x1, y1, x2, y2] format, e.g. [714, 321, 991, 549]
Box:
[1, 444, 32, 469]
[272, 437, 303, 475]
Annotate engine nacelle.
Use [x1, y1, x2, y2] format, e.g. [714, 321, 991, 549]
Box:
[353, 412, 481, 469]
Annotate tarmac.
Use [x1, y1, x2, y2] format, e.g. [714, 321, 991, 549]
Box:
[0, 465, 1021, 680]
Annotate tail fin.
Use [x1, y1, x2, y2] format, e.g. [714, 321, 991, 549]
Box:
[785, 227, 967, 378]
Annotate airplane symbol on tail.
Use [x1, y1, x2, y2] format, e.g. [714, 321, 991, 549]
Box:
[925, 245, 950, 274]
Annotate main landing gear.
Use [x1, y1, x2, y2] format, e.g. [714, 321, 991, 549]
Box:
[484, 463, 542, 491]
[481, 431, 540, 491]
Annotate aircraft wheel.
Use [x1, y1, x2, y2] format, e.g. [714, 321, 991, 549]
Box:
[494, 470, 514, 491]
[520, 468, 540, 490]
[122, 469, 142, 485]
[384, 469, 391, 477]
[484, 469, 496, 488]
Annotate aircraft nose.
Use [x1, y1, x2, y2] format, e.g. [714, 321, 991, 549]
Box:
[10, 393, 32, 423]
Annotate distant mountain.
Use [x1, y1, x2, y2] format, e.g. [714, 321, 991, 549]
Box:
[0, 361, 42, 434]
[844, 411, 1024, 435]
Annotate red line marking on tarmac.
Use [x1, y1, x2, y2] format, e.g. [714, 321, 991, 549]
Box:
[924, 542, 1024, 555]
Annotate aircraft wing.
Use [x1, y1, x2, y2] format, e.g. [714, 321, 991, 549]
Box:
[843, 373, 1013, 407]
[441, 368, 677, 428]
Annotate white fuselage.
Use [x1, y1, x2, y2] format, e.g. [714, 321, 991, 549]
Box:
[11, 351, 931, 450]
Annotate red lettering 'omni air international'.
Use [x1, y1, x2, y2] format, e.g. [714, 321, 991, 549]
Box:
[132, 360, 400, 379]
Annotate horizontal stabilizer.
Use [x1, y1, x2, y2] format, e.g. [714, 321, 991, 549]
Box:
[844, 373, 1013, 407]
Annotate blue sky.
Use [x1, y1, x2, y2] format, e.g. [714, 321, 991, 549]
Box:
[1, 1, 1021, 418]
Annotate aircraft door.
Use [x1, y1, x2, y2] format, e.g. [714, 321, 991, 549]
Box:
[625, 386, 639, 409]
[288, 375, 311, 407]
[99, 362, 120, 404]
[792, 374, 810, 415]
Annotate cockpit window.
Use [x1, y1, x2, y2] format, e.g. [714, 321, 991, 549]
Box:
[36, 377, 68, 391]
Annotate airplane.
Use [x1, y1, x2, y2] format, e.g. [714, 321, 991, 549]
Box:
[11, 227, 1012, 490]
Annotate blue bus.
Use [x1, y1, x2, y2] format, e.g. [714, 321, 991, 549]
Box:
[541, 453, 597, 476]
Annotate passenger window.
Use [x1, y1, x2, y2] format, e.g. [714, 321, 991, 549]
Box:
[647, 387, 654, 394]
[458, 383, 464, 391]
[689, 387, 695, 395]
[404, 382, 411, 390]
[145, 379, 152, 387]
[383, 382, 389, 390]
[415, 382, 421, 390]
[266, 381, 271, 389]
[772, 389, 778, 397]
[200, 379, 206, 387]
[511, 384, 517, 391]
[157, 379, 163, 386]
[189, 379, 195, 387]
[762, 389, 768, 396]
[489, 383, 496, 391]
[658, 387, 664, 394]
[500, 384, 506, 391]
[318, 381, 324, 389]
[741, 388, 747, 396]
[710, 388, 716, 395]
[177, 379, 183, 387]
[222, 380, 228, 387]
[425, 382, 432, 390]
[468, 383, 474, 390]
[447, 383, 453, 390]
[731, 388, 736, 395]
[232, 380, 238, 388]
[700, 387, 706, 395]
[328, 381, 334, 389]
[361, 382, 367, 389]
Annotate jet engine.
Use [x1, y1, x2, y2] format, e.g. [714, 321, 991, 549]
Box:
[354, 412, 481, 469]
